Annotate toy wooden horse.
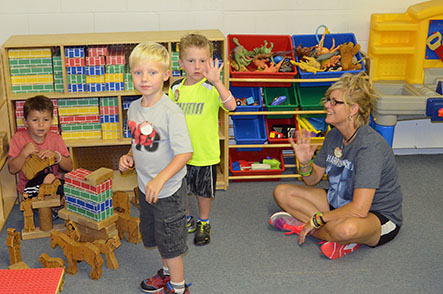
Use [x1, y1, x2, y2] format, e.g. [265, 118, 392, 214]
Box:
[50, 230, 104, 280]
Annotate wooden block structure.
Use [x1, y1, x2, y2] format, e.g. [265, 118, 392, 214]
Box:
[7, 48, 55, 94]
[0, 268, 65, 293]
[15, 100, 59, 133]
[64, 168, 114, 222]
[58, 98, 101, 140]
[21, 154, 55, 180]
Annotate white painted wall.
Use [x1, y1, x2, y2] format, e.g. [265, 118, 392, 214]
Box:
[0, 0, 421, 51]
[2, 0, 441, 154]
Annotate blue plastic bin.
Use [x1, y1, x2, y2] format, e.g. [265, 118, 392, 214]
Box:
[233, 116, 267, 151]
[291, 33, 366, 87]
[230, 86, 263, 120]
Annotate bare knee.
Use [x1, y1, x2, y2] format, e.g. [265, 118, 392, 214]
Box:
[333, 220, 359, 242]
[273, 184, 289, 204]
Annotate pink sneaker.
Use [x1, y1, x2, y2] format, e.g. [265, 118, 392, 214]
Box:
[269, 212, 304, 235]
[320, 242, 360, 260]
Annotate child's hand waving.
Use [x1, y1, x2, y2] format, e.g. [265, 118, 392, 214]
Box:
[203, 58, 223, 85]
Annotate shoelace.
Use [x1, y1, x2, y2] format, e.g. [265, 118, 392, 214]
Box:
[282, 223, 304, 235]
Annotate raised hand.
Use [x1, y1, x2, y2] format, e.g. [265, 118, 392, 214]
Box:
[203, 58, 224, 85]
[289, 129, 318, 165]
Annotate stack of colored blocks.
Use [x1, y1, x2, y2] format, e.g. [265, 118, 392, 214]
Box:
[106, 45, 125, 91]
[100, 97, 120, 139]
[8, 48, 54, 93]
[124, 64, 134, 90]
[64, 168, 113, 222]
[52, 50, 64, 92]
[122, 96, 139, 138]
[15, 100, 59, 133]
[65, 47, 86, 92]
[86, 46, 107, 92]
[171, 51, 181, 77]
[58, 98, 101, 140]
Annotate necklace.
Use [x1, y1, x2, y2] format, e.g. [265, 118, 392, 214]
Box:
[344, 127, 359, 144]
[334, 127, 360, 159]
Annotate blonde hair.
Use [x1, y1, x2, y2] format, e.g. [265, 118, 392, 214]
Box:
[179, 33, 213, 59]
[325, 72, 377, 128]
[129, 42, 170, 71]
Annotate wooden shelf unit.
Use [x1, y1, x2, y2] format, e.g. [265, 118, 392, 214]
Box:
[0, 49, 17, 232]
[1, 30, 230, 217]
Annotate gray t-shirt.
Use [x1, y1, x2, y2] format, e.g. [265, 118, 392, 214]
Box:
[314, 124, 403, 226]
[127, 94, 193, 199]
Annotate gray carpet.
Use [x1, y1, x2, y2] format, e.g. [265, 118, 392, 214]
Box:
[1, 154, 442, 294]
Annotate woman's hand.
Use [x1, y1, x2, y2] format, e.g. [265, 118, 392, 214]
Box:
[289, 129, 318, 165]
[298, 221, 315, 245]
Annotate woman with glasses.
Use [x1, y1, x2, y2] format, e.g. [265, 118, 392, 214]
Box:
[270, 72, 403, 260]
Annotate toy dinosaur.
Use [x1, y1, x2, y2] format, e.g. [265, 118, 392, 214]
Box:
[321, 55, 342, 70]
[290, 56, 325, 74]
[339, 42, 362, 71]
[230, 37, 253, 72]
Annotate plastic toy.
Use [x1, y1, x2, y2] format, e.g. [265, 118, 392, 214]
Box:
[50, 230, 104, 280]
[230, 37, 253, 71]
[263, 158, 281, 169]
[271, 95, 287, 106]
[7, 228, 22, 266]
[0, 267, 65, 293]
[270, 131, 284, 139]
[339, 42, 363, 71]
[290, 58, 325, 74]
[251, 163, 271, 170]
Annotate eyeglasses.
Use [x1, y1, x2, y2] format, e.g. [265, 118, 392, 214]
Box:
[325, 97, 345, 106]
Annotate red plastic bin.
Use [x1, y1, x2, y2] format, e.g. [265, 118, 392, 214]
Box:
[265, 115, 298, 145]
[228, 34, 297, 87]
[229, 148, 285, 182]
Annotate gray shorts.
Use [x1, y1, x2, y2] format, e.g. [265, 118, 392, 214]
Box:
[138, 180, 188, 259]
[186, 164, 217, 198]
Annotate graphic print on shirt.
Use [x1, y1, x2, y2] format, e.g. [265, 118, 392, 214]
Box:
[325, 154, 355, 208]
[128, 120, 160, 152]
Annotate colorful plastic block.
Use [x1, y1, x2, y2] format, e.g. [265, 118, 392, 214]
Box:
[58, 97, 98, 108]
[86, 75, 105, 84]
[58, 106, 99, 116]
[11, 75, 53, 85]
[68, 83, 87, 93]
[87, 83, 106, 92]
[106, 64, 125, 74]
[61, 130, 101, 140]
[105, 73, 124, 83]
[100, 106, 119, 115]
[106, 46, 126, 65]
[85, 66, 105, 76]
[86, 56, 105, 66]
[100, 114, 119, 123]
[65, 58, 85, 67]
[59, 114, 100, 124]
[88, 45, 108, 57]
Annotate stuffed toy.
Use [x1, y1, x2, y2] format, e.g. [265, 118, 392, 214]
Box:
[339, 42, 362, 71]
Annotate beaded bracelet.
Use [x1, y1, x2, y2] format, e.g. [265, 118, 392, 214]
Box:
[299, 159, 314, 168]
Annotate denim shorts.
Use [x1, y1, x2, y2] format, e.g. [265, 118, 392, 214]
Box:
[138, 179, 188, 259]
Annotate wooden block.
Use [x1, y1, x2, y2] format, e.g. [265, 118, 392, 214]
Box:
[8, 261, 30, 269]
[76, 223, 118, 242]
[31, 195, 61, 209]
[22, 154, 55, 180]
[0, 131, 7, 154]
[58, 208, 118, 231]
[83, 167, 113, 185]
[21, 223, 65, 240]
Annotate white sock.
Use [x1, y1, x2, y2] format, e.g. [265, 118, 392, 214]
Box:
[162, 267, 170, 276]
[170, 281, 185, 294]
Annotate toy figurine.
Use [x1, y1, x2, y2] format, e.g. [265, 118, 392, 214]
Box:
[21, 193, 35, 232]
[7, 228, 22, 266]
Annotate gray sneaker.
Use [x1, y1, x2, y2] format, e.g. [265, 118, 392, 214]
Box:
[194, 221, 211, 246]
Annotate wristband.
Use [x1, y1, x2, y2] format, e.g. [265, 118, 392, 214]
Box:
[222, 92, 233, 104]
[55, 151, 62, 164]
[299, 159, 313, 168]
[299, 165, 313, 177]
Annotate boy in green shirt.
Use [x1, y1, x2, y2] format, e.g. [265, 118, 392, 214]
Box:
[169, 33, 236, 246]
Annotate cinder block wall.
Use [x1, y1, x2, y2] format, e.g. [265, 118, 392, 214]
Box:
[0, 0, 419, 50]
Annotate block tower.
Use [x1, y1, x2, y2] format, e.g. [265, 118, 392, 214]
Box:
[64, 168, 114, 222]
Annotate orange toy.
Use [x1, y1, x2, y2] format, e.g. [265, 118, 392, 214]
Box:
[339, 42, 362, 71]
[115, 212, 141, 244]
[93, 235, 121, 270]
